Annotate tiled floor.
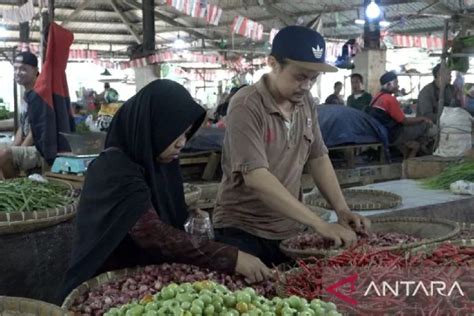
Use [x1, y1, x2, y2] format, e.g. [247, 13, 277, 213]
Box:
[327, 179, 471, 222]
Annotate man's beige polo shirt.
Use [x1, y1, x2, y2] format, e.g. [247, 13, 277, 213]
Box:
[213, 75, 328, 240]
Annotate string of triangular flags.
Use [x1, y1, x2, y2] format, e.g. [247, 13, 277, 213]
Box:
[1, 0, 35, 23]
[165, 0, 223, 26]
[386, 34, 444, 50]
[18, 42, 99, 60]
[231, 16, 264, 41]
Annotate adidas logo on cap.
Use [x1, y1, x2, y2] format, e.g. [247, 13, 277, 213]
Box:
[312, 45, 324, 59]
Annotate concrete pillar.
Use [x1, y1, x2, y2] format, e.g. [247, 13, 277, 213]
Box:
[134, 64, 160, 92]
[353, 49, 386, 96]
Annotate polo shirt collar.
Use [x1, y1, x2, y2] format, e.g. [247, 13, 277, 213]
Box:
[255, 74, 305, 114]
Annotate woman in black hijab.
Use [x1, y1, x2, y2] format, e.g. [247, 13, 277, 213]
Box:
[62, 80, 270, 297]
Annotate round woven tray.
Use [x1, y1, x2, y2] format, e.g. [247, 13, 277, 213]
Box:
[304, 189, 402, 211]
[454, 222, 474, 241]
[184, 183, 202, 206]
[0, 296, 71, 315]
[0, 178, 77, 235]
[62, 266, 142, 310]
[280, 216, 460, 259]
[411, 239, 474, 255]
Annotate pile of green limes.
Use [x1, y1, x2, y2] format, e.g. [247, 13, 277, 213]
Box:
[104, 280, 341, 316]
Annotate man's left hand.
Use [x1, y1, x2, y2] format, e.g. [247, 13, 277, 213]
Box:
[337, 210, 371, 234]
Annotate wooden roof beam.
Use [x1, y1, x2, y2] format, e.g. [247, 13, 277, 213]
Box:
[61, 0, 94, 27]
[109, 0, 141, 44]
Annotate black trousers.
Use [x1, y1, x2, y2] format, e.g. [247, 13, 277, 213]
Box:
[214, 227, 289, 267]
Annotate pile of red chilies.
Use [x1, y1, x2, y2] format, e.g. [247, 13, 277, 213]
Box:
[279, 242, 474, 315]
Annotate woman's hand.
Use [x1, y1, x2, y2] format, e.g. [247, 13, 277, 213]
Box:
[235, 251, 272, 283]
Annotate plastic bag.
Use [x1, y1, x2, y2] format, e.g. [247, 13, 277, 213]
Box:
[450, 180, 474, 195]
[434, 107, 472, 157]
[184, 209, 215, 240]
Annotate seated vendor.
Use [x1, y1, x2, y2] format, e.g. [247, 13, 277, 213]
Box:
[62, 80, 271, 298]
[0, 52, 42, 179]
[367, 71, 434, 158]
[347, 73, 372, 111]
[417, 63, 460, 124]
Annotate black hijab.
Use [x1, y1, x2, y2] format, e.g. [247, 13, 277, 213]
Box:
[62, 80, 206, 297]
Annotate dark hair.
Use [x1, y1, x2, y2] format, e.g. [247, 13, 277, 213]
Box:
[270, 54, 288, 68]
[432, 64, 441, 78]
[334, 81, 342, 88]
[104, 82, 110, 89]
[350, 73, 364, 83]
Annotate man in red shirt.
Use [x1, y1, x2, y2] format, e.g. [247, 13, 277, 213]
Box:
[368, 71, 433, 158]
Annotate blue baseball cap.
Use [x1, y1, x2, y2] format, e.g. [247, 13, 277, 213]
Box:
[271, 25, 337, 73]
[14, 51, 38, 68]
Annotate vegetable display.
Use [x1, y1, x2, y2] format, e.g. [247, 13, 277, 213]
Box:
[422, 161, 474, 190]
[70, 263, 275, 315]
[0, 178, 73, 212]
[0, 106, 13, 120]
[284, 232, 422, 250]
[104, 281, 341, 316]
[278, 242, 474, 315]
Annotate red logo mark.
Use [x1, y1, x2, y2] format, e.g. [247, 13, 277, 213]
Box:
[264, 128, 275, 143]
[326, 273, 358, 305]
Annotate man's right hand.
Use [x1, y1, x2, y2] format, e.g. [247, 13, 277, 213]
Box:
[313, 222, 357, 248]
[235, 251, 272, 283]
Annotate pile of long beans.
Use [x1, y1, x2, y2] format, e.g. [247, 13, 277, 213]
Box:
[422, 161, 474, 190]
[0, 178, 73, 212]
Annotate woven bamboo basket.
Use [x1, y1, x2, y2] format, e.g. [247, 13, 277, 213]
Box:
[280, 217, 460, 259]
[304, 189, 402, 211]
[184, 183, 202, 206]
[61, 266, 143, 311]
[0, 178, 77, 235]
[0, 296, 71, 315]
[411, 239, 474, 255]
[454, 222, 474, 241]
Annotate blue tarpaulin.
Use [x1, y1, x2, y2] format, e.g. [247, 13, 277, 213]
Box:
[317, 104, 390, 159]
[183, 127, 225, 153]
[183, 105, 390, 160]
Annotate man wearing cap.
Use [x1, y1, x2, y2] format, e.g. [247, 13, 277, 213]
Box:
[213, 26, 370, 266]
[0, 52, 41, 179]
[367, 71, 433, 158]
[417, 63, 459, 124]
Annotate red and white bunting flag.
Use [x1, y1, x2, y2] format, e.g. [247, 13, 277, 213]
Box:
[232, 16, 247, 36]
[190, 0, 200, 18]
[269, 28, 279, 43]
[183, 0, 191, 15]
[207, 4, 222, 25]
[254, 23, 264, 41]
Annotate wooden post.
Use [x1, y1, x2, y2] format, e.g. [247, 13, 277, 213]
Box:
[16, 0, 29, 132]
[12, 47, 18, 132]
[142, 0, 155, 54]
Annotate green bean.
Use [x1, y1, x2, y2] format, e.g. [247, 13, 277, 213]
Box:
[0, 178, 74, 212]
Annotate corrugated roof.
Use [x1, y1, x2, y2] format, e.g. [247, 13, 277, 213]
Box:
[0, 0, 470, 56]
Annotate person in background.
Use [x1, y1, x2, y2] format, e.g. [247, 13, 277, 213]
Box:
[213, 26, 370, 266]
[214, 85, 248, 122]
[325, 81, 344, 105]
[0, 52, 42, 179]
[465, 84, 474, 116]
[367, 71, 433, 158]
[62, 80, 271, 298]
[416, 63, 459, 124]
[347, 73, 372, 111]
